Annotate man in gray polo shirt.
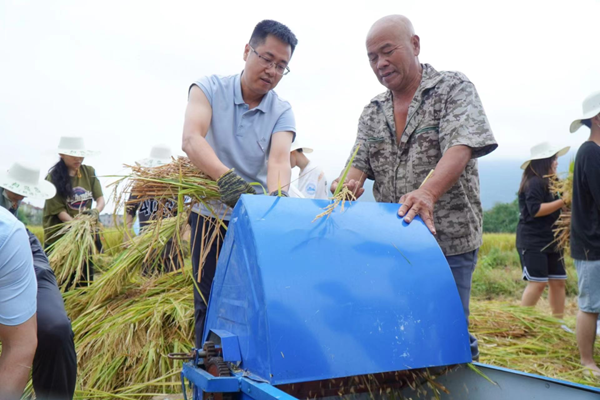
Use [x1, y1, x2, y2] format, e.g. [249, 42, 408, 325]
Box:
[182, 20, 297, 347]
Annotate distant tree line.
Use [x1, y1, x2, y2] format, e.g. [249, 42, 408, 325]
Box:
[483, 198, 519, 234]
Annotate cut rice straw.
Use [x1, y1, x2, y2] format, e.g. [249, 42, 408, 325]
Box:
[314, 144, 361, 221]
[46, 214, 100, 291]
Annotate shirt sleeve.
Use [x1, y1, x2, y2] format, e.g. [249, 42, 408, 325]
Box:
[272, 107, 296, 141]
[43, 174, 67, 217]
[316, 170, 329, 199]
[349, 107, 375, 180]
[191, 75, 216, 106]
[89, 167, 103, 200]
[524, 177, 546, 218]
[126, 193, 141, 217]
[0, 215, 37, 326]
[439, 81, 498, 159]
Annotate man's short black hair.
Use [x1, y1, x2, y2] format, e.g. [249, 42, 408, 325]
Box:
[249, 20, 298, 54]
[582, 118, 592, 128]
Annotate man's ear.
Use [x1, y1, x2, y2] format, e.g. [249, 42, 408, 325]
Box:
[243, 44, 250, 62]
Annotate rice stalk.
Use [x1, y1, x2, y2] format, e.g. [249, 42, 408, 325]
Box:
[46, 214, 100, 291]
[471, 300, 600, 387]
[548, 160, 575, 254]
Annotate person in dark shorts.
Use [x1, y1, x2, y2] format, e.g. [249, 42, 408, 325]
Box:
[516, 142, 569, 317]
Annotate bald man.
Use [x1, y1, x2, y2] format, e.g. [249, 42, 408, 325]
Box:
[332, 15, 497, 360]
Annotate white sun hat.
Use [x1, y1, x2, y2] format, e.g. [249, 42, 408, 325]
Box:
[520, 142, 570, 170]
[56, 136, 100, 157]
[136, 144, 173, 168]
[0, 161, 57, 199]
[570, 91, 600, 133]
[290, 141, 313, 154]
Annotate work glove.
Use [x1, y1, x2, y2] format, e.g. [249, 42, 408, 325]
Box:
[83, 208, 100, 220]
[269, 190, 289, 198]
[217, 169, 256, 208]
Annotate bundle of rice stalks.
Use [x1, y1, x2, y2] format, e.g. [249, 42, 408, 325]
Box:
[65, 214, 190, 319]
[62, 214, 196, 398]
[68, 270, 194, 397]
[111, 156, 221, 222]
[46, 214, 100, 291]
[549, 160, 575, 254]
[471, 300, 600, 387]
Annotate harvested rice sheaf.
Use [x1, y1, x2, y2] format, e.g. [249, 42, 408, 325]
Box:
[471, 300, 600, 387]
[47, 214, 101, 292]
[548, 160, 574, 254]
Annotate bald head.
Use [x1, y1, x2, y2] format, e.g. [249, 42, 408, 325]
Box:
[367, 15, 416, 44]
[365, 15, 422, 94]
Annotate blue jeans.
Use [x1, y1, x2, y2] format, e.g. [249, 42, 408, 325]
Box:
[446, 249, 479, 360]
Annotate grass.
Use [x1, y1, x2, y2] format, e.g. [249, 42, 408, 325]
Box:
[474, 234, 578, 299]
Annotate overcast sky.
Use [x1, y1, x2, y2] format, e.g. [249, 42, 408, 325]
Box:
[1, 0, 599, 209]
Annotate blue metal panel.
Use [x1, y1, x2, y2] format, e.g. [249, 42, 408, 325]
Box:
[182, 363, 240, 393]
[204, 196, 471, 385]
[210, 329, 242, 363]
[401, 363, 600, 399]
[240, 379, 299, 400]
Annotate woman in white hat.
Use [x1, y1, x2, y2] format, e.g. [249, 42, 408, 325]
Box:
[43, 136, 104, 285]
[516, 142, 570, 317]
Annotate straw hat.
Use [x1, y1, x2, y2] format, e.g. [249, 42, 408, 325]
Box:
[570, 91, 600, 133]
[0, 161, 56, 199]
[520, 142, 570, 170]
[290, 141, 313, 153]
[56, 136, 100, 157]
[136, 144, 173, 168]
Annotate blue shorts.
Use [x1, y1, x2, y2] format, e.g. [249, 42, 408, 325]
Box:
[574, 259, 600, 313]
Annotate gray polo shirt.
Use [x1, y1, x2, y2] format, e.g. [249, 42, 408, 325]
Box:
[190, 73, 296, 219]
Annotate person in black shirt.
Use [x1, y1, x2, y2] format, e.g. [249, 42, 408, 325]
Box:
[516, 142, 569, 317]
[569, 91, 600, 377]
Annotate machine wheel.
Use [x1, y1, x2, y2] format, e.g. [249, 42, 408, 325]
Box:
[204, 357, 232, 400]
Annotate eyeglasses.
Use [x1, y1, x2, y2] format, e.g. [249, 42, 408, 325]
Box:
[249, 46, 290, 76]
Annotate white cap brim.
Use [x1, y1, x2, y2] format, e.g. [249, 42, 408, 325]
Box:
[136, 157, 172, 168]
[570, 108, 600, 133]
[57, 149, 100, 157]
[520, 146, 570, 169]
[0, 171, 57, 200]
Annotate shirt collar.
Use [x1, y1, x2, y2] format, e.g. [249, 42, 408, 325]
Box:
[371, 63, 443, 107]
[235, 72, 270, 113]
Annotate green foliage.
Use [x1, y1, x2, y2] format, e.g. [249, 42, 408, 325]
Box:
[27, 225, 44, 245]
[17, 206, 30, 225]
[474, 234, 578, 299]
[483, 198, 520, 233]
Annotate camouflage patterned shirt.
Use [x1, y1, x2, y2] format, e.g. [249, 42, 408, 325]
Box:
[350, 64, 497, 256]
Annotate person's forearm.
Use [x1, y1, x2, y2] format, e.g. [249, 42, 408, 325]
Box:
[58, 211, 73, 223]
[267, 160, 291, 194]
[95, 196, 105, 213]
[182, 134, 230, 181]
[420, 145, 472, 201]
[535, 199, 565, 217]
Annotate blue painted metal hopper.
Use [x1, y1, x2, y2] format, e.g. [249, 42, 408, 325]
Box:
[202, 195, 471, 385]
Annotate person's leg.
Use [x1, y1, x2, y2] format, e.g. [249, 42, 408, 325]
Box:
[446, 249, 479, 360]
[32, 267, 77, 400]
[518, 248, 549, 307]
[574, 259, 600, 375]
[521, 282, 547, 306]
[547, 252, 567, 318]
[190, 213, 228, 348]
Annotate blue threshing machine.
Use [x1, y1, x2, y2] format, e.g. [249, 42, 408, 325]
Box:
[177, 196, 600, 400]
